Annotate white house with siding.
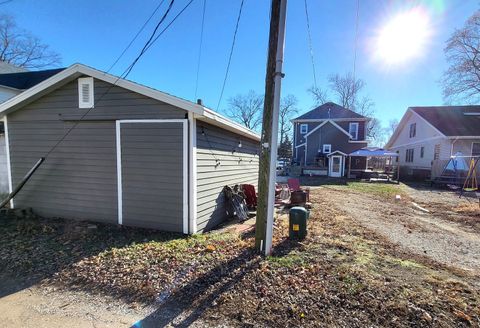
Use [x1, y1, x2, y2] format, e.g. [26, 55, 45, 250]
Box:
[386, 106, 480, 179]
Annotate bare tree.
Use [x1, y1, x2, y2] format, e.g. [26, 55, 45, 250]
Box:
[442, 10, 480, 104]
[0, 15, 61, 69]
[308, 86, 329, 106]
[225, 90, 263, 131]
[279, 94, 298, 143]
[387, 119, 399, 135]
[350, 95, 378, 143]
[367, 118, 387, 147]
[355, 96, 375, 117]
[307, 72, 384, 146]
[328, 72, 365, 109]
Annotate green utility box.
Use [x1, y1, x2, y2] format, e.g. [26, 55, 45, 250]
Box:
[289, 206, 309, 240]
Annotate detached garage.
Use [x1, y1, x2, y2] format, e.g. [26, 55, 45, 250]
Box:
[0, 64, 260, 234]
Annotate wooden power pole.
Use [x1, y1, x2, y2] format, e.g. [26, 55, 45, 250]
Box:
[255, 0, 287, 255]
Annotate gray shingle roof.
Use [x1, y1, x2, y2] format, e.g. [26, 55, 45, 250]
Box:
[293, 102, 366, 120]
[0, 68, 65, 89]
[410, 106, 480, 137]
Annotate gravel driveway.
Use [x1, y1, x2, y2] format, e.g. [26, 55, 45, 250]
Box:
[321, 185, 480, 273]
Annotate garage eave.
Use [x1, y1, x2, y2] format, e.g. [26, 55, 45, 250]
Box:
[0, 63, 260, 141]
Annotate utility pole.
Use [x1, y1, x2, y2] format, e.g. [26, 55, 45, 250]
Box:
[255, 0, 287, 255]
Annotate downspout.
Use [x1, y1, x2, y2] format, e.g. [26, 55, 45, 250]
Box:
[451, 137, 459, 156]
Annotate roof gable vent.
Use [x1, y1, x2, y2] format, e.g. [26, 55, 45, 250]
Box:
[78, 77, 94, 108]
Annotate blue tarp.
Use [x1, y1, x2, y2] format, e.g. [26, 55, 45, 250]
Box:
[444, 152, 469, 172]
[349, 147, 399, 157]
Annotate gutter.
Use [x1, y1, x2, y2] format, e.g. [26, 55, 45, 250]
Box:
[195, 110, 261, 141]
[446, 136, 480, 139]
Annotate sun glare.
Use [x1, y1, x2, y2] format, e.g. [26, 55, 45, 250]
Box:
[375, 8, 431, 65]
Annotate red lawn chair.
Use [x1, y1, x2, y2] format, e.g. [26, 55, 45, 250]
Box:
[287, 178, 301, 191]
[287, 178, 310, 202]
[241, 184, 257, 209]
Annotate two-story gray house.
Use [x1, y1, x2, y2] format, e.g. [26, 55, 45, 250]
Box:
[292, 102, 369, 177]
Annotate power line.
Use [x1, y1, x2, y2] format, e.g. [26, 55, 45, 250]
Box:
[352, 0, 360, 107]
[44, 0, 183, 159]
[128, 0, 195, 65]
[303, 0, 317, 89]
[107, 0, 167, 73]
[123, 0, 176, 77]
[194, 0, 207, 100]
[216, 0, 245, 111]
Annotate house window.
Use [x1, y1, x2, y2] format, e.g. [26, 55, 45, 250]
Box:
[434, 144, 440, 160]
[396, 150, 399, 163]
[409, 123, 416, 138]
[323, 144, 331, 154]
[349, 122, 359, 140]
[472, 142, 480, 157]
[300, 124, 308, 134]
[78, 77, 94, 108]
[420, 146, 424, 158]
[405, 148, 414, 162]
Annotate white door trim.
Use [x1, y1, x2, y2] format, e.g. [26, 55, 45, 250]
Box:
[115, 119, 189, 234]
[329, 155, 343, 177]
[188, 112, 197, 234]
[115, 120, 122, 224]
[2, 115, 13, 208]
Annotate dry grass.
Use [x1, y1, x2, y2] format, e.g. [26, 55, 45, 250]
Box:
[1, 186, 479, 327]
[201, 190, 480, 327]
[328, 181, 408, 199]
[455, 202, 480, 217]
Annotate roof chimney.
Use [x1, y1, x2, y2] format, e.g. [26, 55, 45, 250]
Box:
[197, 98, 203, 106]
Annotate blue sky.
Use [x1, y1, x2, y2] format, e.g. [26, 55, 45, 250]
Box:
[4, 0, 478, 128]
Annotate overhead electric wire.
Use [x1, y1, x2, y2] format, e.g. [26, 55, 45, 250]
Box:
[303, 0, 318, 89]
[107, 0, 167, 73]
[352, 0, 360, 107]
[216, 0, 245, 111]
[194, 0, 207, 100]
[123, 0, 176, 77]
[43, 0, 186, 159]
[126, 0, 195, 68]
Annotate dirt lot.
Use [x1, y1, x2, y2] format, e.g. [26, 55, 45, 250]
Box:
[0, 183, 479, 327]
[324, 183, 480, 273]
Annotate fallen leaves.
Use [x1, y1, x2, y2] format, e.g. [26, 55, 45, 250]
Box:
[1, 187, 479, 327]
[453, 309, 472, 323]
[205, 244, 216, 252]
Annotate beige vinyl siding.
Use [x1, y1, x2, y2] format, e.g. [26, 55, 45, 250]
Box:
[196, 122, 259, 232]
[8, 78, 186, 224]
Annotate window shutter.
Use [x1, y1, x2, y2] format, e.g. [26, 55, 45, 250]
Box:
[78, 77, 94, 108]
